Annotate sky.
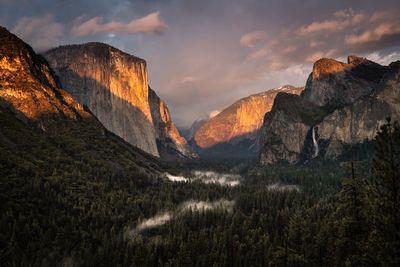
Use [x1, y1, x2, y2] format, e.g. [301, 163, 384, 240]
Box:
[1, 0, 400, 127]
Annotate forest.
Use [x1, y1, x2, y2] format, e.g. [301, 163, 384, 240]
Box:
[0, 117, 399, 266]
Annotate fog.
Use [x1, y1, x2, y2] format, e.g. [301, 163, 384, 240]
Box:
[130, 199, 234, 236]
[180, 199, 235, 213]
[164, 170, 241, 187]
[266, 183, 301, 192]
[165, 173, 188, 182]
[134, 213, 172, 233]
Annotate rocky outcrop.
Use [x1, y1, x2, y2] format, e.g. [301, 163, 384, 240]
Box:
[149, 88, 197, 159]
[0, 26, 162, 177]
[259, 56, 399, 165]
[302, 56, 387, 107]
[45, 43, 194, 159]
[44, 43, 159, 156]
[317, 61, 400, 159]
[0, 26, 89, 123]
[259, 93, 327, 164]
[192, 85, 303, 157]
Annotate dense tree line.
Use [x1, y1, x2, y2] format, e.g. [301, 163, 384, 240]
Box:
[1, 116, 399, 266]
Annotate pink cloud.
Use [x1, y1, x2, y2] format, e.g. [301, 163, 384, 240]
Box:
[239, 31, 267, 48]
[298, 8, 365, 36]
[345, 22, 400, 45]
[12, 15, 64, 51]
[244, 8, 399, 74]
[71, 11, 168, 37]
[305, 49, 337, 63]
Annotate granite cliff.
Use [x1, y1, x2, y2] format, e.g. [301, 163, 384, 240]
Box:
[259, 56, 400, 164]
[0, 26, 89, 124]
[149, 88, 197, 159]
[0, 26, 162, 175]
[45, 43, 195, 158]
[191, 85, 303, 157]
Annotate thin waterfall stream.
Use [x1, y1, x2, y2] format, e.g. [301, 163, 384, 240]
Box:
[312, 126, 319, 158]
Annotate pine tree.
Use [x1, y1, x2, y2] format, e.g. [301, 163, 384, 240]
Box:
[368, 118, 400, 265]
[334, 170, 368, 266]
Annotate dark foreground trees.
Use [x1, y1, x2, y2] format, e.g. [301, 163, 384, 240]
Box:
[368, 118, 400, 265]
[1, 119, 399, 266]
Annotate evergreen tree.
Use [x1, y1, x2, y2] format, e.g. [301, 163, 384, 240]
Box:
[368, 118, 400, 265]
[334, 171, 368, 266]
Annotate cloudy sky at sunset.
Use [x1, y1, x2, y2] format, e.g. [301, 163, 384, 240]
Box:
[1, 0, 399, 126]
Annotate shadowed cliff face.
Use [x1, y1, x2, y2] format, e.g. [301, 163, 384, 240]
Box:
[302, 56, 388, 108]
[44, 43, 159, 156]
[192, 85, 303, 158]
[148, 88, 197, 159]
[45, 43, 195, 159]
[259, 56, 400, 165]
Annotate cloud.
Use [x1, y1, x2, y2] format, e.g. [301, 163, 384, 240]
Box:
[365, 51, 400, 65]
[334, 8, 355, 18]
[208, 110, 220, 118]
[246, 8, 400, 72]
[305, 49, 337, 63]
[181, 76, 199, 84]
[12, 15, 64, 51]
[299, 9, 366, 35]
[71, 11, 167, 37]
[345, 22, 400, 45]
[240, 31, 267, 47]
[129, 199, 235, 236]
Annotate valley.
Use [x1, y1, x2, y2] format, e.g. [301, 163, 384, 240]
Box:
[1, 1, 400, 265]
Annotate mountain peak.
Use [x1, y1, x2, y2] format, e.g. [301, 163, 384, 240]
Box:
[347, 55, 368, 65]
[312, 58, 347, 78]
[47, 42, 146, 65]
[303, 55, 387, 107]
[0, 26, 88, 122]
[192, 85, 303, 156]
[0, 26, 35, 60]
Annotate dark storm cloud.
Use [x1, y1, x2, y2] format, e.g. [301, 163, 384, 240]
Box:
[1, 0, 399, 126]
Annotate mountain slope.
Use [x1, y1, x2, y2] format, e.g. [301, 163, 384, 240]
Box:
[149, 88, 197, 159]
[259, 56, 400, 164]
[0, 25, 170, 265]
[44, 43, 195, 159]
[180, 119, 207, 141]
[0, 25, 163, 179]
[192, 85, 303, 157]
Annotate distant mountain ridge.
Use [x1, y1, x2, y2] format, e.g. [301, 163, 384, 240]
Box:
[190, 85, 303, 158]
[259, 55, 400, 164]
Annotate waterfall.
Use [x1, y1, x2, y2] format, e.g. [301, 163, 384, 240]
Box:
[311, 126, 319, 158]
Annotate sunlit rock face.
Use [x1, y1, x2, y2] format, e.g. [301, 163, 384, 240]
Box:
[148, 88, 197, 159]
[302, 56, 387, 107]
[45, 43, 159, 156]
[317, 61, 400, 159]
[0, 26, 89, 122]
[192, 85, 303, 157]
[259, 56, 400, 165]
